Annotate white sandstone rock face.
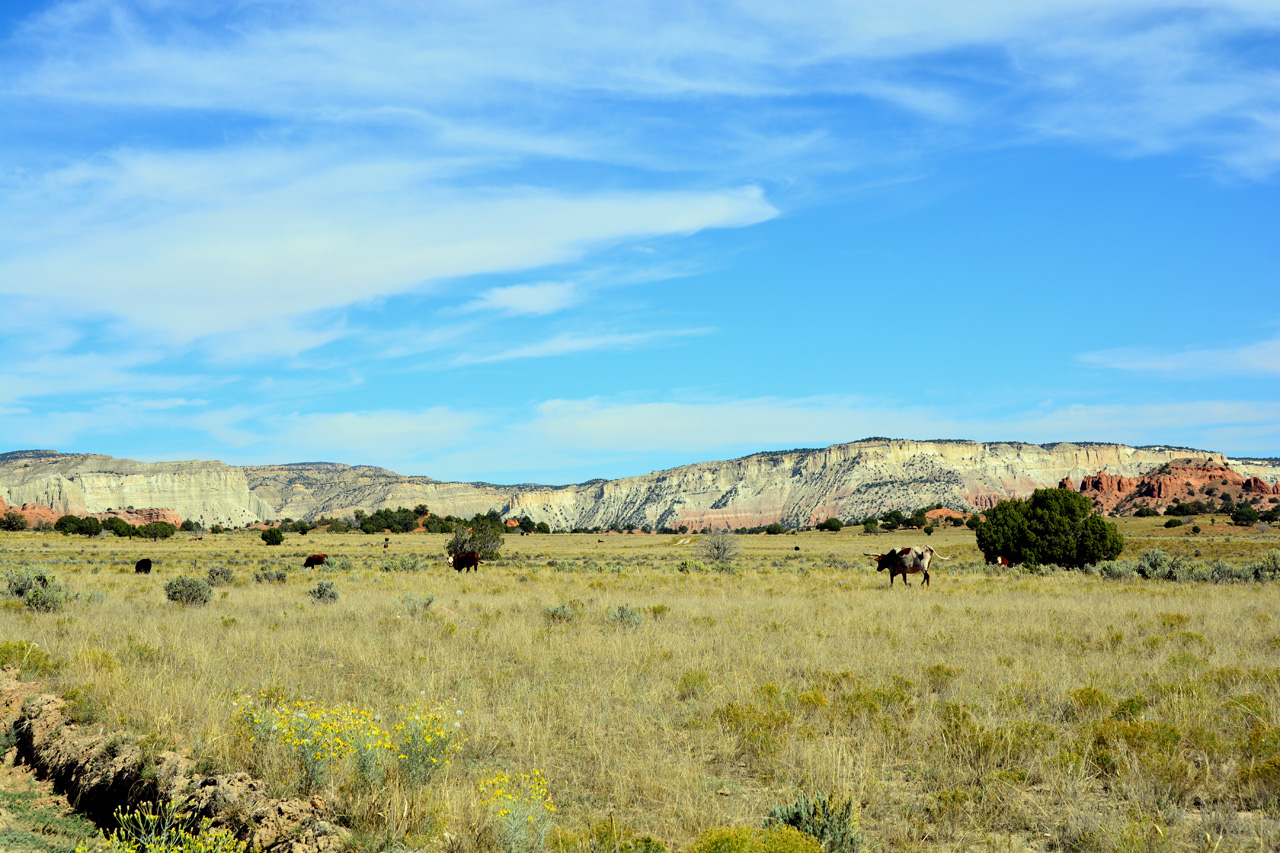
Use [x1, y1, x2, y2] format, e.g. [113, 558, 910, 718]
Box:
[3, 441, 1268, 531]
[0, 452, 273, 528]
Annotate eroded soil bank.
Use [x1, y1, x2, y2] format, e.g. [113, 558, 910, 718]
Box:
[1, 667, 347, 852]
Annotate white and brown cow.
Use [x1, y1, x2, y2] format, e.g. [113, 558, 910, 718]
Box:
[865, 545, 949, 587]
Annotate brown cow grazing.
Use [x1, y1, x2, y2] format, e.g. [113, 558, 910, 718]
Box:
[135, 558, 152, 574]
[865, 545, 949, 587]
[449, 551, 481, 573]
[303, 554, 328, 568]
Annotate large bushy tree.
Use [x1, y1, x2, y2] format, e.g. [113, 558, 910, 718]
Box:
[137, 521, 177, 541]
[975, 488, 1124, 568]
[446, 513, 505, 560]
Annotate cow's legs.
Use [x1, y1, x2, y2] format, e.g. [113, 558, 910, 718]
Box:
[922, 569, 930, 587]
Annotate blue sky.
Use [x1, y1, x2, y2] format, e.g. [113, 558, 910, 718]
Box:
[1, 1, 1277, 484]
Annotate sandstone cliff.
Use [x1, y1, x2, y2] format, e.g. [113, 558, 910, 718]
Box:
[4, 441, 1276, 531]
[0, 451, 273, 528]
[1064, 458, 1280, 514]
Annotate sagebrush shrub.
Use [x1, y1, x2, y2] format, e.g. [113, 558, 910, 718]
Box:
[543, 601, 582, 624]
[6, 567, 56, 599]
[25, 582, 66, 612]
[402, 592, 436, 616]
[608, 604, 644, 629]
[764, 792, 864, 853]
[165, 576, 212, 606]
[206, 564, 234, 586]
[308, 580, 338, 602]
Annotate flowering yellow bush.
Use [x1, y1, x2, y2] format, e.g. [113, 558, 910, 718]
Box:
[74, 804, 246, 853]
[233, 692, 462, 795]
[479, 769, 557, 853]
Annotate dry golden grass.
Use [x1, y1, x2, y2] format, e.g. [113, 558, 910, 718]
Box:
[3, 522, 1280, 852]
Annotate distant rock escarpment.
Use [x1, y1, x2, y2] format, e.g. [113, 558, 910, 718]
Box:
[0, 452, 273, 528]
[6, 440, 1276, 530]
[1060, 458, 1279, 514]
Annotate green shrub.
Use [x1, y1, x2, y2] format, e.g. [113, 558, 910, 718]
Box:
[380, 554, 422, 572]
[975, 488, 1123, 567]
[25, 582, 66, 612]
[676, 559, 706, 574]
[815, 518, 843, 532]
[764, 792, 865, 853]
[205, 565, 234, 586]
[252, 568, 288, 583]
[5, 567, 65, 612]
[164, 577, 212, 606]
[447, 520, 504, 561]
[308, 580, 338, 602]
[402, 592, 436, 616]
[260, 528, 284, 546]
[543, 601, 582, 624]
[137, 521, 176, 540]
[608, 604, 644, 629]
[1164, 518, 1183, 528]
[6, 567, 56, 598]
[1, 510, 29, 531]
[688, 826, 821, 853]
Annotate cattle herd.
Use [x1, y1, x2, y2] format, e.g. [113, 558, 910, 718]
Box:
[131, 544, 952, 584]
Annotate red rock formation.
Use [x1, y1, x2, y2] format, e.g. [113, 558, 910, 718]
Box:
[1071, 459, 1274, 514]
[1079, 471, 1140, 495]
[1244, 476, 1274, 495]
[92, 508, 183, 527]
[1059, 477, 1076, 492]
[925, 508, 968, 523]
[11, 503, 60, 527]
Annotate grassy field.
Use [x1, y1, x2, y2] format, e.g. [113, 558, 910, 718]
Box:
[2, 519, 1280, 852]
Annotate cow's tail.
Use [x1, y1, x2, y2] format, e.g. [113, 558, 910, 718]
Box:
[936, 556, 952, 561]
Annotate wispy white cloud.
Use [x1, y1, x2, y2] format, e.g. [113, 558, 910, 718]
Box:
[0, 151, 777, 352]
[459, 281, 582, 317]
[1080, 333, 1280, 377]
[452, 328, 712, 366]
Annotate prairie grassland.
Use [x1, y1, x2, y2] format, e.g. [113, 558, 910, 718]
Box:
[2, 521, 1280, 852]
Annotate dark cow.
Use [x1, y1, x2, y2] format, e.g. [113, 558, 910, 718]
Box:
[135, 558, 152, 574]
[449, 551, 481, 573]
[865, 545, 948, 587]
[794, 546, 801, 551]
[303, 554, 328, 569]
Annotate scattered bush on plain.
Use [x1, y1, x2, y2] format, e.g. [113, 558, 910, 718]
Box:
[764, 792, 864, 853]
[308, 580, 339, 602]
[165, 576, 212, 606]
[205, 564, 234, 586]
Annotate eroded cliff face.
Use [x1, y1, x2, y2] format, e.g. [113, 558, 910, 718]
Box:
[0, 452, 273, 528]
[2, 441, 1269, 531]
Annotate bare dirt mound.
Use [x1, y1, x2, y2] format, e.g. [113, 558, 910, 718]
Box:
[1, 668, 346, 852]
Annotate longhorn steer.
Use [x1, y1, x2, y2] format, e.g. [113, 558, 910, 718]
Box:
[865, 545, 948, 587]
[449, 551, 481, 573]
